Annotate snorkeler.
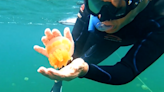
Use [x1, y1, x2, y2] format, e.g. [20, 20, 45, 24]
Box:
[34, 0, 164, 92]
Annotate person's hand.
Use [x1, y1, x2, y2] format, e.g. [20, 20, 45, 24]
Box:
[37, 58, 89, 81]
[33, 27, 74, 57]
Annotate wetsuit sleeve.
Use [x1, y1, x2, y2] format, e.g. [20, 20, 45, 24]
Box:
[80, 24, 164, 85]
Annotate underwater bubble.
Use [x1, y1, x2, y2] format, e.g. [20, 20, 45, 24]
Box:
[24, 77, 29, 81]
[12, 83, 15, 86]
[143, 77, 148, 80]
[136, 83, 141, 87]
[141, 84, 148, 90]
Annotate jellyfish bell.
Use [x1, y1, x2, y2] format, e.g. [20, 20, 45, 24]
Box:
[46, 37, 73, 69]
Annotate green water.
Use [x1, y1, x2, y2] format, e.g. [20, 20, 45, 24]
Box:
[0, 0, 164, 92]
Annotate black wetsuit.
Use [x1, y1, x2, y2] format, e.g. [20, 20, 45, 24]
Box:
[51, 1, 164, 92]
[72, 0, 164, 85]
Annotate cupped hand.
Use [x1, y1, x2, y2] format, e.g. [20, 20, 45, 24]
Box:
[33, 27, 74, 57]
[37, 58, 89, 81]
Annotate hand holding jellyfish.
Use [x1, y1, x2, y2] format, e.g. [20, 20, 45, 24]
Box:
[34, 27, 74, 69]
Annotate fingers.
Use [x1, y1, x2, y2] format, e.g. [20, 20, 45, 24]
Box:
[41, 36, 49, 45]
[52, 29, 62, 37]
[47, 68, 61, 77]
[37, 66, 54, 79]
[33, 45, 48, 57]
[42, 28, 62, 45]
[45, 28, 54, 41]
[42, 28, 52, 45]
[37, 66, 47, 74]
[37, 66, 63, 80]
[64, 27, 73, 43]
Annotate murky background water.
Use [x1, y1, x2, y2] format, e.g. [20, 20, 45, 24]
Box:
[0, 0, 163, 92]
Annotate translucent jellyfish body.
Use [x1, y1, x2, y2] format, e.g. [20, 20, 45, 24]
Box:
[46, 37, 72, 69]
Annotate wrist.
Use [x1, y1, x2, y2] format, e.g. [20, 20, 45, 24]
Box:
[78, 58, 89, 77]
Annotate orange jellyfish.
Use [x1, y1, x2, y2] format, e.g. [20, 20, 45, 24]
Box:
[46, 37, 72, 69]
